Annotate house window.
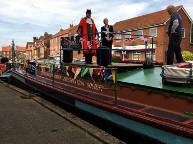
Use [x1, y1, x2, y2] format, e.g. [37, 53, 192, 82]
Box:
[115, 51, 120, 56]
[122, 52, 129, 59]
[136, 30, 143, 37]
[146, 51, 156, 61]
[146, 51, 151, 59]
[181, 28, 185, 38]
[116, 32, 121, 42]
[132, 52, 141, 60]
[125, 32, 131, 39]
[150, 28, 157, 37]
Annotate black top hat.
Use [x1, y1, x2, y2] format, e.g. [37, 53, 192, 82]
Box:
[86, 9, 91, 14]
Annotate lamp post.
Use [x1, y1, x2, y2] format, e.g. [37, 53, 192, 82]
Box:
[12, 40, 15, 63]
[12, 40, 16, 69]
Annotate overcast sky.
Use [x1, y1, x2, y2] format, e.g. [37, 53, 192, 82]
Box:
[0, 0, 192, 50]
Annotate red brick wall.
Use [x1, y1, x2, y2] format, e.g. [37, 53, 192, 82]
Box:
[162, 9, 193, 63]
[113, 27, 163, 63]
[178, 9, 193, 52]
[50, 37, 61, 56]
[156, 25, 168, 64]
[113, 8, 193, 64]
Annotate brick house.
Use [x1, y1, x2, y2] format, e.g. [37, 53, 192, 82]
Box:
[1, 46, 12, 59]
[113, 5, 193, 64]
[26, 32, 52, 60]
[1, 45, 26, 61]
[26, 42, 34, 60]
[50, 28, 69, 57]
[15, 46, 26, 61]
[50, 25, 84, 61]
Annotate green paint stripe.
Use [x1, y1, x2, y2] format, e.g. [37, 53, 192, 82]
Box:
[183, 112, 193, 119]
[75, 100, 193, 144]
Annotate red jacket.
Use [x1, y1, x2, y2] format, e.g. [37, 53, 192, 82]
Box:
[0, 63, 6, 73]
[77, 17, 99, 55]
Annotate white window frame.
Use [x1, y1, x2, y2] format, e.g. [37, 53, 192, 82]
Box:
[146, 51, 156, 61]
[146, 51, 151, 59]
[116, 32, 121, 42]
[125, 32, 131, 39]
[150, 27, 157, 37]
[115, 51, 120, 56]
[132, 52, 141, 60]
[181, 28, 185, 38]
[136, 30, 143, 37]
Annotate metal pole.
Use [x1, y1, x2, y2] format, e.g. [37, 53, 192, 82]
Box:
[52, 64, 55, 86]
[12, 40, 15, 69]
[31, 50, 32, 60]
[151, 37, 154, 61]
[60, 38, 62, 66]
[115, 69, 118, 106]
[145, 40, 147, 60]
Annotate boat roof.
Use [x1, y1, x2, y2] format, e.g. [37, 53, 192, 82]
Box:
[116, 67, 193, 95]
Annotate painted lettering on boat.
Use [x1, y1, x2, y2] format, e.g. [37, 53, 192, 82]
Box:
[39, 72, 104, 91]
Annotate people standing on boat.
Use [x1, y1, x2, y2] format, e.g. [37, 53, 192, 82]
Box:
[77, 9, 98, 64]
[101, 18, 114, 64]
[166, 5, 184, 65]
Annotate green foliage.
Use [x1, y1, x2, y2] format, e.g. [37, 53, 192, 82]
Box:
[112, 56, 121, 63]
[182, 51, 193, 61]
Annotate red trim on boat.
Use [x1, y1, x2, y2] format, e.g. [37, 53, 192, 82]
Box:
[12, 70, 193, 139]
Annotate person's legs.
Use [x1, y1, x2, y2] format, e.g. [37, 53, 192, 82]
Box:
[167, 37, 175, 65]
[85, 53, 93, 64]
[109, 45, 112, 64]
[103, 43, 112, 65]
[174, 36, 184, 63]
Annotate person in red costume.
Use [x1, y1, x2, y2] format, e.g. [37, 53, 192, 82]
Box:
[77, 9, 98, 64]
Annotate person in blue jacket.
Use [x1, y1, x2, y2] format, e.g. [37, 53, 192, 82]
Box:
[166, 5, 184, 65]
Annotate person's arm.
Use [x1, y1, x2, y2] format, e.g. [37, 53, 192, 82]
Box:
[101, 27, 105, 39]
[101, 26, 109, 41]
[108, 25, 114, 42]
[110, 25, 114, 39]
[77, 19, 83, 36]
[171, 19, 179, 33]
[168, 15, 174, 36]
[95, 27, 99, 38]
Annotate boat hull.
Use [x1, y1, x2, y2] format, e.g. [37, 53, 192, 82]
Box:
[9, 70, 193, 144]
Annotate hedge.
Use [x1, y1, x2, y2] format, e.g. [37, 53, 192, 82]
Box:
[182, 51, 193, 61]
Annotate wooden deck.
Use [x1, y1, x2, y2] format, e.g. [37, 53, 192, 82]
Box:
[62, 62, 143, 68]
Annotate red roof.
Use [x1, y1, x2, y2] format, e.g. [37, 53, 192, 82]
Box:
[2, 46, 12, 52]
[2, 46, 26, 52]
[113, 5, 182, 32]
[16, 46, 26, 52]
[26, 47, 32, 51]
[52, 25, 78, 39]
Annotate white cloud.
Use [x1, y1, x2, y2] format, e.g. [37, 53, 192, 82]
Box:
[0, 0, 149, 49]
[0, 0, 192, 50]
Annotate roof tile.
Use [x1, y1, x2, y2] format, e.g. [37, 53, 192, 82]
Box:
[113, 5, 182, 32]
